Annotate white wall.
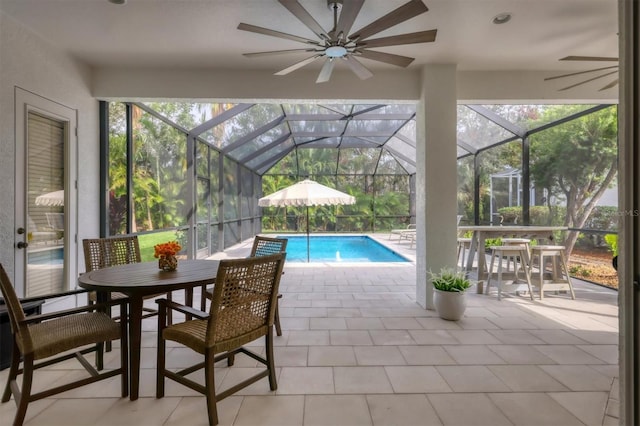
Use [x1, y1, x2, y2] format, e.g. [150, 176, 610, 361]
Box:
[0, 12, 99, 281]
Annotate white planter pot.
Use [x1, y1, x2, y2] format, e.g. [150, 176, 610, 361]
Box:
[433, 288, 467, 321]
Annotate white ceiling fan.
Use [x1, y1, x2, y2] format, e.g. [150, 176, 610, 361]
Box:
[237, 0, 437, 83]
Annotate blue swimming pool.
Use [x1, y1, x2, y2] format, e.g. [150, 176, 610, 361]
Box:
[277, 235, 409, 263]
[28, 247, 64, 265]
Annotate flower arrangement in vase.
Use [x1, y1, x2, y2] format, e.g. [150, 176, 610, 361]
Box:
[154, 241, 182, 271]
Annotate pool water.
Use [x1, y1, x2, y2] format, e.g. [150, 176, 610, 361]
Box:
[28, 248, 64, 265]
[277, 235, 408, 263]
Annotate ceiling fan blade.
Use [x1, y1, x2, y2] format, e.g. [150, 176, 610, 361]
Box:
[558, 70, 618, 91]
[349, 0, 428, 42]
[335, 0, 364, 40]
[278, 0, 329, 40]
[237, 23, 320, 45]
[243, 48, 319, 58]
[316, 60, 336, 83]
[544, 65, 619, 81]
[599, 79, 619, 91]
[358, 29, 437, 48]
[357, 49, 415, 67]
[560, 56, 619, 62]
[274, 54, 323, 76]
[343, 55, 374, 80]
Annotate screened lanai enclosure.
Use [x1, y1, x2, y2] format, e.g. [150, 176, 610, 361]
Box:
[103, 101, 618, 287]
[104, 101, 416, 260]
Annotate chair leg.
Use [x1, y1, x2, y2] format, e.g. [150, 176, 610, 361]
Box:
[266, 330, 277, 391]
[559, 252, 576, 300]
[274, 302, 282, 337]
[486, 251, 496, 295]
[156, 307, 167, 398]
[96, 342, 105, 371]
[2, 339, 20, 402]
[166, 292, 173, 325]
[14, 355, 34, 426]
[105, 305, 113, 354]
[204, 350, 219, 426]
[497, 255, 504, 301]
[120, 304, 129, 398]
[201, 285, 208, 312]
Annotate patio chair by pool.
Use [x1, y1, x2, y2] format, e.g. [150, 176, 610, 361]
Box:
[45, 212, 64, 231]
[389, 223, 416, 240]
[0, 263, 128, 426]
[156, 253, 286, 426]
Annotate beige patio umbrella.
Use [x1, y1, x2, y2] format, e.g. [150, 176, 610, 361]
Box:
[258, 179, 356, 262]
[35, 189, 64, 207]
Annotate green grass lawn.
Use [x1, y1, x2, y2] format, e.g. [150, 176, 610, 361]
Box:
[137, 231, 182, 262]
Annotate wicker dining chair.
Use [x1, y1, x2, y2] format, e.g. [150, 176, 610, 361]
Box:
[83, 236, 174, 352]
[201, 236, 288, 336]
[157, 253, 286, 426]
[0, 263, 128, 426]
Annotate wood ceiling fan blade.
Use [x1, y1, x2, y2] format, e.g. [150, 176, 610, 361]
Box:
[357, 49, 415, 67]
[558, 70, 618, 91]
[274, 54, 323, 76]
[238, 23, 320, 45]
[335, 0, 365, 40]
[316, 59, 336, 83]
[243, 48, 319, 57]
[560, 56, 619, 62]
[278, 0, 329, 40]
[358, 29, 437, 48]
[599, 79, 619, 91]
[544, 65, 619, 81]
[349, 0, 428, 42]
[343, 55, 374, 80]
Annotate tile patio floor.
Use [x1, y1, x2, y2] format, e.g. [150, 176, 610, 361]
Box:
[0, 235, 620, 425]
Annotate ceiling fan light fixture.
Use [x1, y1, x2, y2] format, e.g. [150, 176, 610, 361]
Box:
[492, 13, 512, 25]
[108, 0, 127, 4]
[326, 45, 347, 58]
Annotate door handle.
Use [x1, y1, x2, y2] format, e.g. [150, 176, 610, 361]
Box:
[17, 241, 28, 249]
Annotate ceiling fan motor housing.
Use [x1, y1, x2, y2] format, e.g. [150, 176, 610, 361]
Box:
[327, 0, 343, 12]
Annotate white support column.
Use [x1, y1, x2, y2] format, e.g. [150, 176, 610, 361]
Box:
[416, 64, 458, 309]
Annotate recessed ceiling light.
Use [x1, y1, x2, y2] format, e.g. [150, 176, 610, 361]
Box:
[492, 13, 512, 25]
[108, 0, 127, 4]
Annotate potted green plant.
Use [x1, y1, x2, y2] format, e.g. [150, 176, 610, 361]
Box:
[430, 268, 472, 321]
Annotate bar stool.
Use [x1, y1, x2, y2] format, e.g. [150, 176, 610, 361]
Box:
[501, 238, 531, 271]
[530, 245, 576, 300]
[456, 237, 472, 268]
[486, 245, 534, 301]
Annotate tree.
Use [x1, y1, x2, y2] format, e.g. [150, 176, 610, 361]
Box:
[529, 105, 618, 255]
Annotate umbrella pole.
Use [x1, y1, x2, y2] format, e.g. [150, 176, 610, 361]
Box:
[306, 206, 310, 262]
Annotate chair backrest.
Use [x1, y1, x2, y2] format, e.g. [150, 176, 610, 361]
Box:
[0, 263, 27, 338]
[250, 236, 288, 258]
[83, 235, 141, 272]
[206, 253, 286, 346]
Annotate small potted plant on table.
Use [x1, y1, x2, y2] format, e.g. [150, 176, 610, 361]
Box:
[430, 268, 472, 321]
